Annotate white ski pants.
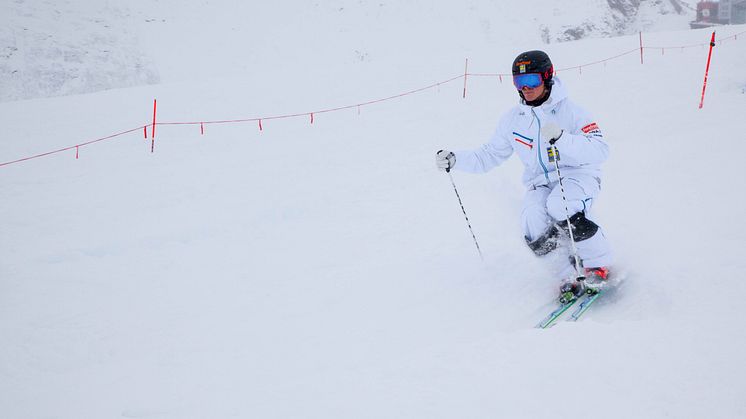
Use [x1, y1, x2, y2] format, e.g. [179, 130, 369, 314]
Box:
[521, 174, 613, 277]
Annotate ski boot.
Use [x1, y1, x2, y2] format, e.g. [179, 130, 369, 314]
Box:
[583, 267, 609, 294]
[559, 280, 585, 304]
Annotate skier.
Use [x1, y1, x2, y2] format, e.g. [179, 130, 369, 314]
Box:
[436, 50, 612, 301]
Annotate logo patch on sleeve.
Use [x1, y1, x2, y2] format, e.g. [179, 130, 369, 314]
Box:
[582, 122, 600, 134]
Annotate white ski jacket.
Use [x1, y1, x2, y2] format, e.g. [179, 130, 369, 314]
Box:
[453, 78, 608, 188]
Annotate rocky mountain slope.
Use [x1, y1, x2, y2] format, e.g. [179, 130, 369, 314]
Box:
[539, 0, 694, 43]
[0, 0, 695, 102]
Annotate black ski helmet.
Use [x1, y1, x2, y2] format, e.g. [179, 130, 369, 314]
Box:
[512, 50, 554, 86]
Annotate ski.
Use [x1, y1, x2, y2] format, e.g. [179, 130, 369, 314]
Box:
[568, 289, 602, 321]
[537, 272, 613, 328]
[537, 288, 604, 328]
[536, 297, 581, 329]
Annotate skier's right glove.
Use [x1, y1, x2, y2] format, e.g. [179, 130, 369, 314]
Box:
[436, 149, 456, 172]
[541, 123, 564, 145]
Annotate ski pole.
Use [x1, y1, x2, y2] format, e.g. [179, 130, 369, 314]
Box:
[549, 143, 585, 281]
[447, 169, 484, 261]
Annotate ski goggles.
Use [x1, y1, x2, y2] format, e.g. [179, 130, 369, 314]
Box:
[513, 73, 543, 90]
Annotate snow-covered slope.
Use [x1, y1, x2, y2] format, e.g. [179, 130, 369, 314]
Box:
[0, 0, 158, 102]
[1, 0, 696, 102]
[1, 2, 745, 418]
[538, 0, 695, 42]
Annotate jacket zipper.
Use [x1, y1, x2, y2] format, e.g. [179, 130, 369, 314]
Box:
[531, 108, 551, 184]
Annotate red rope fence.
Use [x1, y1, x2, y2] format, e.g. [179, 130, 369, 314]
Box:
[0, 126, 144, 167]
[2, 29, 744, 169]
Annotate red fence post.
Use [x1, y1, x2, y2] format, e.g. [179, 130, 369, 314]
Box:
[639, 32, 644, 65]
[151, 99, 157, 152]
[699, 31, 716, 109]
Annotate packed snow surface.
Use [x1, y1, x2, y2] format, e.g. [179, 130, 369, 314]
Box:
[1, 1, 745, 418]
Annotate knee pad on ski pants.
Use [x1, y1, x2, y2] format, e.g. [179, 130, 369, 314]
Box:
[522, 175, 602, 255]
[524, 212, 599, 256]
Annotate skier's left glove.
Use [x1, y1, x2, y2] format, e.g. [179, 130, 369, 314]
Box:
[541, 123, 564, 145]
